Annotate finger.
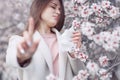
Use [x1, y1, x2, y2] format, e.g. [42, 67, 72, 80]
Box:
[72, 36, 81, 47]
[23, 31, 32, 47]
[73, 31, 81, 34]
[29, 39, 40, 55]
[17, 42, 25, 55]
[77, 42, 81, 48]
[17, 38, 29, 54]
[28, 17, 34, 37]
[72, 40, 81, 48]
[23, 39, 40, 59]
[72, 32, 81, 37]
[17, 45, 31, 61]
[72, 37, 80, 41]
[72, 39, 79, 44]
[17, 43, 31, 60]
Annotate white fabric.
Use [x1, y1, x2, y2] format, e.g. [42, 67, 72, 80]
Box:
[6, 28, 85, 80]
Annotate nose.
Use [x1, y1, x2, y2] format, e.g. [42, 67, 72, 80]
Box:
[56, 8, 61, 15]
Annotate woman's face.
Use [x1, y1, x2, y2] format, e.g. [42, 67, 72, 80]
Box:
[41, 0, 61, 28]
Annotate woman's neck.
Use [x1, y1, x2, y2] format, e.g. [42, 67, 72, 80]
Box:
[38, 22, 52, 34]
[38, 27, 51, 34]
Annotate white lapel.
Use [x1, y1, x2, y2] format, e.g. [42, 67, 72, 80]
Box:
[34, 29, 67, 79]
[33, 31, 53, 73]
[52, 28, 67, 79]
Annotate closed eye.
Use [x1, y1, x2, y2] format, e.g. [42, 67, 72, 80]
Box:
[51, 5, 56, 9]
[49, 2, 61, 12]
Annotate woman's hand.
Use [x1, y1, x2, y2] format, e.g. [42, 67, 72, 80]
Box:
[70, 31, 82, 58]
[72, 31, 81, 48]
[17, 17, 40, 63]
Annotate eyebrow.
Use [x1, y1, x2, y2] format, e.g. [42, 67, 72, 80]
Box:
[50, 2, 57, 6]
[50, 2, 61, 8]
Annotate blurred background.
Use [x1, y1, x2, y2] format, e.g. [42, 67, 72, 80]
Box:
[0, 0, 120, 80]
[0, 0, 31, 80]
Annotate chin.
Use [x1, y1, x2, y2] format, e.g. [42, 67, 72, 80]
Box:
[49, 21, 58, 27]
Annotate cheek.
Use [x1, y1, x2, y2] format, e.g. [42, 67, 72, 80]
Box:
[41, 9, 59, 26]
[41, 9, 53, 19]
[41, 14, 57, 27]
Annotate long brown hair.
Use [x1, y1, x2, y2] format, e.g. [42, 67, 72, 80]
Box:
[26, 0, 65, 32]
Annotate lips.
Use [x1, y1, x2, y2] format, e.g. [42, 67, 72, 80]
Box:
[53, 15, 59, 20]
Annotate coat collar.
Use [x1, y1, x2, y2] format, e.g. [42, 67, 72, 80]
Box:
[52, 28, 68, 79]
[33, 28, 67, 79]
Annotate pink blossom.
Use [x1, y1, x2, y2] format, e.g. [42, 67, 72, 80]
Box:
[99, 56, 109, 67]
[78, 70, 89, 79]
[86, 61, 99, 76]
[81, 22, 95, 39]
[73, 70, 89, 80]
[101, 1, 111, 9]
[108, 6, 119, 19]
[73, 0, 87, 4]
[72, 19, 81, 31]
[81, 8, 93, 17]
[93, 34, 104, 46]
[98, 69, 112, 80]
[46, 74, 57, 80]
[91, 3, 102, 12]
[75, 52, 88, 62]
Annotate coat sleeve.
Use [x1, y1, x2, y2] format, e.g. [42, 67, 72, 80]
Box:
[6, 35, 34, 70]
[67, 53, 85, 75]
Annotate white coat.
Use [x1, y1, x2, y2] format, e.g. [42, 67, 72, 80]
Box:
[6, 28, 85, 80]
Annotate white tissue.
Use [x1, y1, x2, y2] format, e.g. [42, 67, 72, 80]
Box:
[60, 26, 76, 52]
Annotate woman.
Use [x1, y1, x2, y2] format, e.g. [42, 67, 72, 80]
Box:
[6, 0, 85, 80]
